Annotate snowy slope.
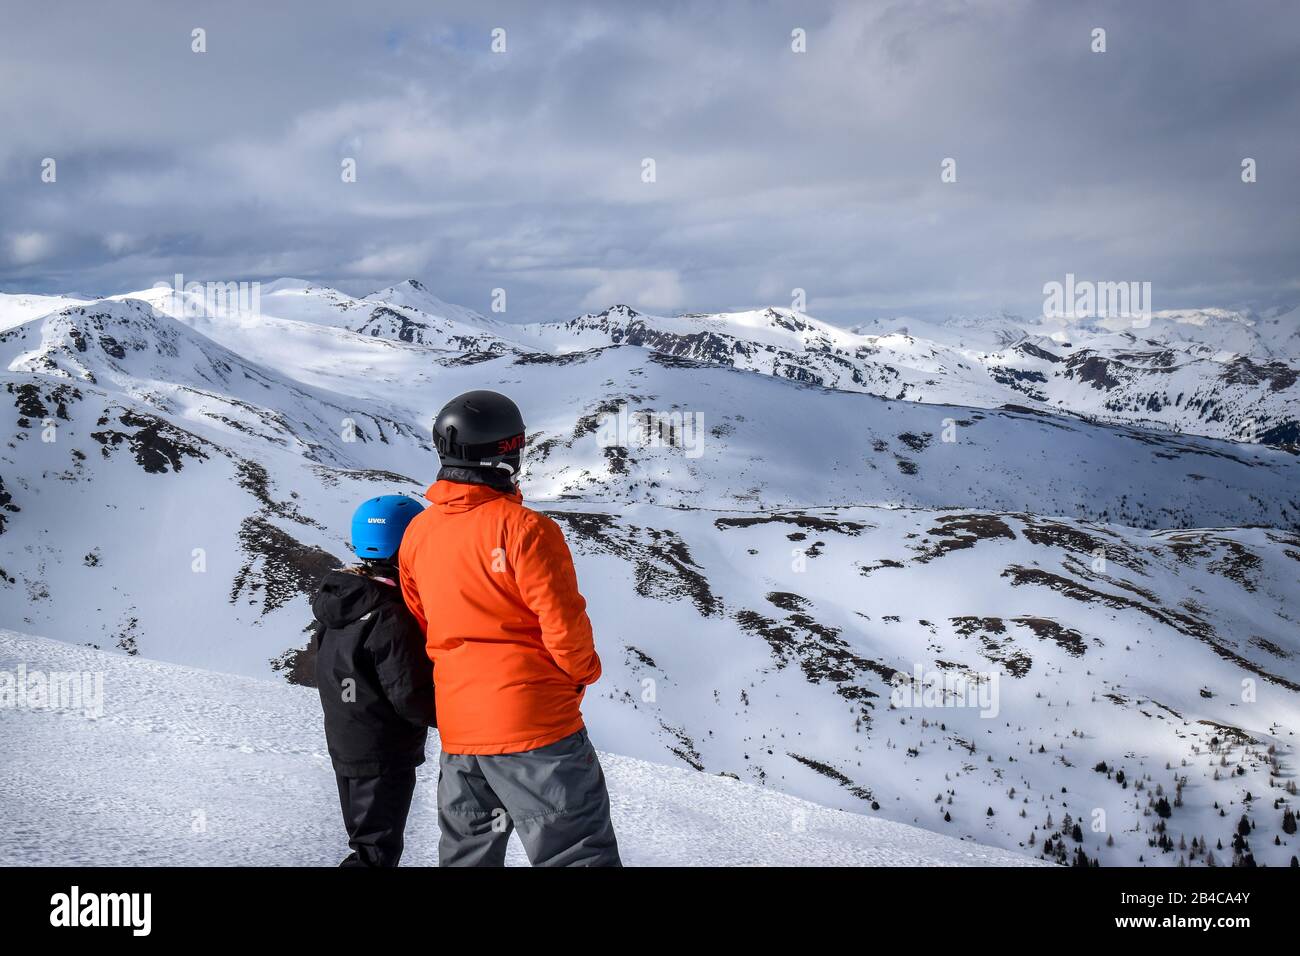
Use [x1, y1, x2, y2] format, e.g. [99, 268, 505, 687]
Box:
[550, 502, 1300, 867]
[0, 630, 1041, 867]
[0, 291, 93, 332]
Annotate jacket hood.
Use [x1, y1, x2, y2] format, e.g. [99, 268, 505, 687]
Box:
[426, 478, 522, 514]
[312, 569, 396, 629]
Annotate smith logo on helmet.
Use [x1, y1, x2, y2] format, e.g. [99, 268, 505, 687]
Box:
[497, 433, 526, 454]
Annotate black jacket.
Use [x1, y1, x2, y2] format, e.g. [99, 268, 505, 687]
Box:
[311, 569, 436, 777]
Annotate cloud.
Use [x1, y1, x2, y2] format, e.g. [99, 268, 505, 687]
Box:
[578, 269, 684, 312]
[0, 0, 1296, 324]
[102, 233, 135, 255]
[9, 232, 54, 265]
[344, 241, 435, 277]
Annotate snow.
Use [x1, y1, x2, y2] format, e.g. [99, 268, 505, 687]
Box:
[0, 630, 1040, 867]
[2, 279, 1297, 867]
[0, 292, 93, 332]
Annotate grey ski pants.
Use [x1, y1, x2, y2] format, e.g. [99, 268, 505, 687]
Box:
[437, 728, 622, 867]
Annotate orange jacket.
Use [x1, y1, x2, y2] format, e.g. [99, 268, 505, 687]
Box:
[397, 479, 601, 754]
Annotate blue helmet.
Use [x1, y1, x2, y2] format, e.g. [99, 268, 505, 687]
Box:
[350, 495, 423, 561]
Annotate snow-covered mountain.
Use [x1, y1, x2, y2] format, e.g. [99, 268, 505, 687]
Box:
[94, 278, 1300, 447]
[122, 278, 523, 354]
[515, 302, 1300, 447]
[3, 279, 1298, 867]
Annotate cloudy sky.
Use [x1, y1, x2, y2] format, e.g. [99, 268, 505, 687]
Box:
[2, 0, 1297, 325]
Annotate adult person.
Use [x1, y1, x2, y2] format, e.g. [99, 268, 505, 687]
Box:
[398, 389, 622, 867]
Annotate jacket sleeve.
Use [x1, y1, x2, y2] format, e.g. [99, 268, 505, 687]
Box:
[397, 535, 427, 635]
[366, 606, 437, 728]
[512, 514, 602, 687]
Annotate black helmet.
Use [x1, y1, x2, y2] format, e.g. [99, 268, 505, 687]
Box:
[433, 390, 526, 473]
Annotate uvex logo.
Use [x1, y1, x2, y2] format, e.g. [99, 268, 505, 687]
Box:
[367, 517, 386, 524]
[497, 433, 525, 454]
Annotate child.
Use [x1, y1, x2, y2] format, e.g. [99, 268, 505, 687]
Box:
[311, 494, 435, 867]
